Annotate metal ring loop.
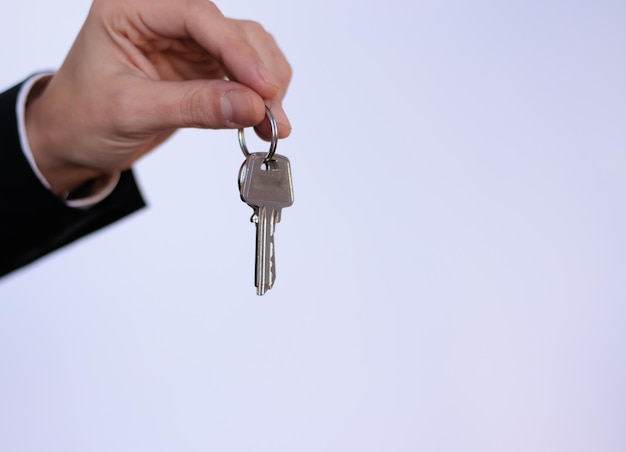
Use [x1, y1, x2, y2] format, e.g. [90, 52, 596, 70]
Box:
[238, 106, 278, 161]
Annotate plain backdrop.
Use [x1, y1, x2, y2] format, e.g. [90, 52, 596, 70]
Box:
[1, 0, 625, 451]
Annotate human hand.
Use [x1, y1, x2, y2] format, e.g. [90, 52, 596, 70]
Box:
[25, 0, 292, 196]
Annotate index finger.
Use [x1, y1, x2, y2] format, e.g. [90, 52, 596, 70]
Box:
[129, 0, 281, 98]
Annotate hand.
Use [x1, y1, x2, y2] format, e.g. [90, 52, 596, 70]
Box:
[25, 0, 292, 196]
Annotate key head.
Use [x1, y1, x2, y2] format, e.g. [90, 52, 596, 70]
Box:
[239, 153, 294, 209]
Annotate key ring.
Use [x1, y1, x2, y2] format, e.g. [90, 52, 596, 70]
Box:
[238, 105, 278, 162]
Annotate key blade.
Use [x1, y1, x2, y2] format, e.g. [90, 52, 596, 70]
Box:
[254, 206, 277, 295]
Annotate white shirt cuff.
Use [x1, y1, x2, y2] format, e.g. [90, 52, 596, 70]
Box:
[16, 72, 121, 209]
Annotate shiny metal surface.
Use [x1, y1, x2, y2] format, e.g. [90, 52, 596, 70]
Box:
[239, 153, 294, 295]
[238, 105, 278, 162]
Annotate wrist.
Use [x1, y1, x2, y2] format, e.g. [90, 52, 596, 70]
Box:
[24, 74, 111, 197]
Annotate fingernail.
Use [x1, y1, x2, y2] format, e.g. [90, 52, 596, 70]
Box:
[221, 90, 253, 124]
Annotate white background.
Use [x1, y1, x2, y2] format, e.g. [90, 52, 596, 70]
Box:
[1, 0, 625, 451]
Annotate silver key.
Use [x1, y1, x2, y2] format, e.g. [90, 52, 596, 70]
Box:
[239, 153, 294, 295]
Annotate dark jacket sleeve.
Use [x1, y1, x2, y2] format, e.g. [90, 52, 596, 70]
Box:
[0, 80, 146, 277]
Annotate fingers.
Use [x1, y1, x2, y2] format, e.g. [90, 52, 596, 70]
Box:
[121, 78, 267, 132]
[236, 20, 293, 139]
[130, 0, 278, 96]
[110, 0, 292, 136]
[185, 11, 293, 137]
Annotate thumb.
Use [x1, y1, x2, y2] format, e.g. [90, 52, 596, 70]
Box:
[126, 79, 266, 132]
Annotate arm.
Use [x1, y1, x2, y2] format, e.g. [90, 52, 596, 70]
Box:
[0, 0, 292, 276]
[0, 79, 145, 277]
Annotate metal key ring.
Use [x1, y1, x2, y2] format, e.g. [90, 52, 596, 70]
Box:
[238, 105, 278, 162]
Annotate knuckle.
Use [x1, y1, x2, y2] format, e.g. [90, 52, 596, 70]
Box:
[189, 0, 221, 15]
[238, 19, 266, 36]
[179, 86, 221, 128]
[281, 59, 293, 84]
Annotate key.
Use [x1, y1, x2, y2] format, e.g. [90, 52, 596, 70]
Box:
[239, 153, 294, 295]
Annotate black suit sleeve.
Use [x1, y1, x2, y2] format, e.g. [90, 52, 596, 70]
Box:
[0, 80, 146, 277]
